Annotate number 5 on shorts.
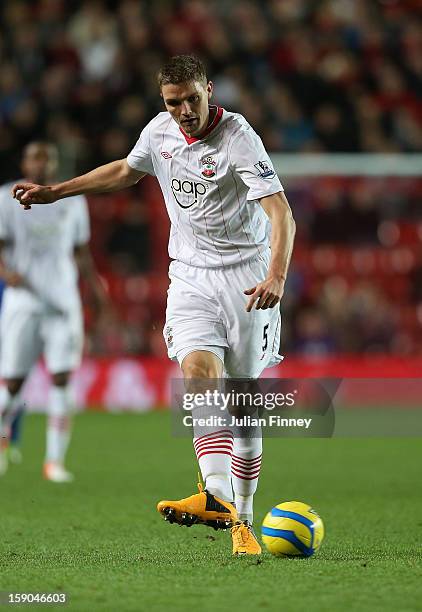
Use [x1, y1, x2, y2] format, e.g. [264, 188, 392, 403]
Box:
[262, 323, 269, 352]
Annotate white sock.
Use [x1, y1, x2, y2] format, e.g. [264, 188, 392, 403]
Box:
[231, 433, 262, 524]
[193, 429, 234, 501]
[46, 385, 71, 465]
[0, 386, 23, 440]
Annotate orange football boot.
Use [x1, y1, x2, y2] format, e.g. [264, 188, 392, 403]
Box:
[231, 521, 262, 555]
[157, 483, 238, 530]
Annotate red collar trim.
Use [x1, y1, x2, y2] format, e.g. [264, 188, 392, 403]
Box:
[179, 106, 223, 145]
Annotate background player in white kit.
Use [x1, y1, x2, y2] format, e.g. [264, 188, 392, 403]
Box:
[0, 142, 106, 482]
[13, 56, 296, 554]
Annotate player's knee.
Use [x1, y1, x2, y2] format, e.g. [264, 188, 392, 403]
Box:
[6, 378, 25, 395]
[183, 363, 211, 379]
[182, 356, 221, 380]
[52, 372, 70, 387]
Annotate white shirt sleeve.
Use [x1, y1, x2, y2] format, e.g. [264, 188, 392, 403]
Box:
[230, 125, 283, 201]
[126, 121, 155, 176]
[73, 196, 91, 246]
[0, 186, 12, 241]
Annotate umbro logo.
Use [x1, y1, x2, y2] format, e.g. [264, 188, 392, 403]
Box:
[161, 151, 172, 159]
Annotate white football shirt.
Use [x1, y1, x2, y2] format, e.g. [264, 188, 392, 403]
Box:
[0, 183, 90, 312]
[127, 106, 283, 267]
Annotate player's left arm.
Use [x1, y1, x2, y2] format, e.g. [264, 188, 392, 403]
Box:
[244, 191, 296, 312]
[74, 243, 110, 314]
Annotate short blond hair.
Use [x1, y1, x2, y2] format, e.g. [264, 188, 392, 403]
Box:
[158, 55, 207, 88]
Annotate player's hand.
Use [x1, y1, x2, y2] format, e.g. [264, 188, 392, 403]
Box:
[3, 271, 25, 287]
[12, 183, 57, 209]
[244, 275, 285, 312]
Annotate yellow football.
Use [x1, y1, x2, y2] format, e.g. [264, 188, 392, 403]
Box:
[261, 501, 324, 557]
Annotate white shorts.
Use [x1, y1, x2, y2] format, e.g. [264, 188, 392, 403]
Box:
[163, 251, 283, 379]
[0, 298, 83, 379]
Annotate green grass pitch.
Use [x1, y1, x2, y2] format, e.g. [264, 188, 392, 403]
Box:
[1, 411, 421, 612]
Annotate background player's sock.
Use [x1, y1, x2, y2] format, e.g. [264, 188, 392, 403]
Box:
[231, 433, 262, 523]
[10, 405, 25, 445]
[0, 387, 23, 475]
[0, 386, 23, 439]
[193, 429, 234, 501]
[8, 407, 25, 464]
[46, 385, 71, 465]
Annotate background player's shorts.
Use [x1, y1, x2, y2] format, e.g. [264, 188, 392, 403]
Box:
[0, 298, 83, 378]
[163, 250, 283, 379]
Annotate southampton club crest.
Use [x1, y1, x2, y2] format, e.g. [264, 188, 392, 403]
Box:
[200, 155, 216, 179]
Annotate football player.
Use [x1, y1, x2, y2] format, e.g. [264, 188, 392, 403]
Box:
[1, 142, 106, 481]
[13, 56, 295, 552]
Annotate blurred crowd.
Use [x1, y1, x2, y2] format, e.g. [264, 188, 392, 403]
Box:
[274, 174, 422, 356]
[0, 0, 421, 358]
[1, 0, 422, 182]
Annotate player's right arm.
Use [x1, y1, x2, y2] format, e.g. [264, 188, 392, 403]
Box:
[12, 160, 145, 209]
[0, 241, 25, 287]
[0, 188, 25, 286]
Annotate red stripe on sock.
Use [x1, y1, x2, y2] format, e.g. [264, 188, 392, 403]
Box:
[232, 453, 262, 462]
[195, 444, 233, 456]
[231, 468, 261, 480]
[194, 437, 234, 452]
[195, 446, 234, 459]
[232, 459, 261, 469]
[231, 461, 261, 473]
[194, 429, 234, 442]
[233, 455, 261, 470]
[196, 449, 233, 461]
[195, 441, 233, 453]
[231, 467, 261, 479]
[233, 457, 261, 472]
[231, 463, 261, 474]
